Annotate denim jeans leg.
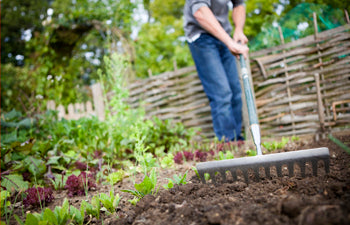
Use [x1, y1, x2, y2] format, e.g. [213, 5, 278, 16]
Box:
[188, 34, 243, 141]
[221, 46, 243, 140]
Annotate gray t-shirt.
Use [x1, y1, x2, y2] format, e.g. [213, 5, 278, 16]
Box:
[184, 0, 244, 42]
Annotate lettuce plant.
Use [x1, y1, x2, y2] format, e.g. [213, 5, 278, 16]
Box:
[64, 172, 96, 197]
[183, 151, 194, 161]
[106, 170, 125, 185]
[23, 186, 54, 207]
[194, 150, 208, 162]
[174, 152, 183, 164]
[160, 153, 174, 168]
[174, 151, 194, 164]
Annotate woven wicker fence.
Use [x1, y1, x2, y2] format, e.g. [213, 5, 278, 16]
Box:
[125, 23, 350, 139]
[126, 66, 217, 138]
[250, 23, 350, 137]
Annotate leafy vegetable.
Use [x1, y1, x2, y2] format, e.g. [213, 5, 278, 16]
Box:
[121, 169, 158, 200]
[64, 172, 96, 197]
[163, 171, 188, 190]
[217, 151, 234, 160]
[183, 151, 194, 161]
[1, 174, 29, 194]
[194, 150, 208, 162]
[23, 186, 54, 207]
[99, 190, 122, 213]
[173, 152, 183, 164]
[160, 153, 174, 168]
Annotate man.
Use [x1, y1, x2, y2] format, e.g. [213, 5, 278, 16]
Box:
[184, 0, 249, 142]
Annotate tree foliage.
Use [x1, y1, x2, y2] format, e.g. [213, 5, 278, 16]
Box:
[1, 0, 136, 112]
[1, 0, 49, 66]
[134, 0, 193, 77]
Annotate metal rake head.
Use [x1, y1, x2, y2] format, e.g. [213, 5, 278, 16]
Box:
[196, 147, 330, 184]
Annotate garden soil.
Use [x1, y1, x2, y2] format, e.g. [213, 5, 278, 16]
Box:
[13, 132, 350, 225]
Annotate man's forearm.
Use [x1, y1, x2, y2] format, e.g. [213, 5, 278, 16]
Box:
[193, 5, 249, 57]
[232, 5, 246, 33]
[193, 6, 233, 47]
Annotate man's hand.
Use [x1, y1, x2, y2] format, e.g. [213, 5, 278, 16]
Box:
[233, 30, 248, 45]
[226, 39, 249, 59]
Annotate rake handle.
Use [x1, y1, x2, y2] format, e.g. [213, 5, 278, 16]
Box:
[239, 55, 262, 155]
[239, 55, 258, 125]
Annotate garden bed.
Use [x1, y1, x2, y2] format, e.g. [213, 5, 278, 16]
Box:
[9, 132, 350, 225]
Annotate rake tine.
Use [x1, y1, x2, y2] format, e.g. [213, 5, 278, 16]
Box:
[312, 161, 318, 176]
[264, 166, 271, 178]
[220, 170, 227, 183]
[325, 159, 330, 173]
[300, 162, 306, 177]
[209, 172, 216, 184]
[230, 169, 237, 181]
[199, 171, 206, 184]
[254, 168, 260, 181]
[243, 171, 249, 183]
[288, 163, 294, 177]
[276, 164, 283, 177]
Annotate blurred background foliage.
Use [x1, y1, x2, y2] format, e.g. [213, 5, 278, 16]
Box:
[1, 0, 349, 114]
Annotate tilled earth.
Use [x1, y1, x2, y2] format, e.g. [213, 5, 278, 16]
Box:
[12, 132, 350, 225]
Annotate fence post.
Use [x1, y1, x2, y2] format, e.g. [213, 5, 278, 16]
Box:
[278, 26, 296, 135]
[91, 83, 105, 121]
[314, 73, 326, 140]
[313, 12, 331, 127]
[47, 100, 56, 111]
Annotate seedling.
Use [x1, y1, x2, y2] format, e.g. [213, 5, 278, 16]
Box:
[121, 169, 159, 200]
[163, 171, 188, 190]
[99, 190, 122, 214]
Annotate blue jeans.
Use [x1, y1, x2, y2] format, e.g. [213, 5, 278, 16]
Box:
[188, 33, 243, 141]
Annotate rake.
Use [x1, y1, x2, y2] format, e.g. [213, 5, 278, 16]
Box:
[196, 55, 330, 184]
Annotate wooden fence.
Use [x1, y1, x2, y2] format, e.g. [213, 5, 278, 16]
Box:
[250, 21, 350, 137]
[126, 66, 217, 138]
[47, 83, 105, 121]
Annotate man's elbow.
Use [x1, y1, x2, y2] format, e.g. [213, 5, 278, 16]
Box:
[193, 6, 208, 22]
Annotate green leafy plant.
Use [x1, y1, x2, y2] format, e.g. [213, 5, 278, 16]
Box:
[1, 174, 29, 194]
[192, 166, 201, 180]
[99, 190, 122, 214]
[246, 149, 257, 156]
[81, 195, 100, 220]
[262, 137, 290, 152]
[163, 171, 188, 190]
[216, 151, 234, 160]
[19, 198, 70, 225]
[106, 169, 125, 185]
[1, 190, 11, 217]
[69, 205, 85, 225]
[1, 190, 12, 224]
[121, 169, 159, 201]
[160, 153, 174, 168]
